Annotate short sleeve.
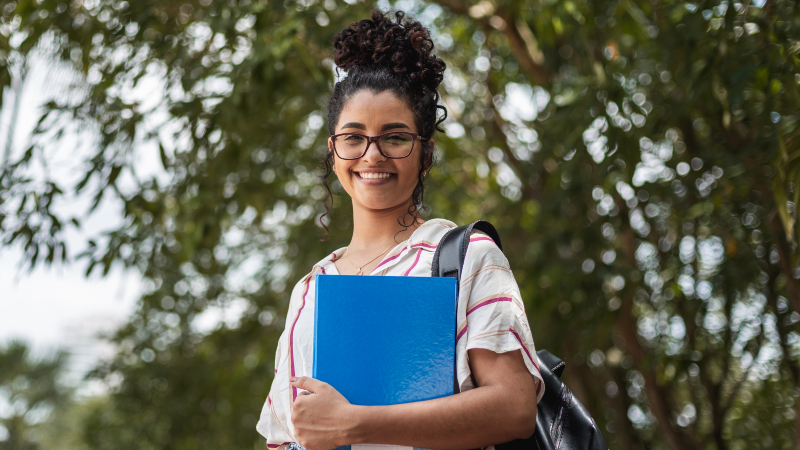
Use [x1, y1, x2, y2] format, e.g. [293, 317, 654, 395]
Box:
[454, 234, 544, 402]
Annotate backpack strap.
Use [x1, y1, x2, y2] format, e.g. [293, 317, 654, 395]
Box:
[432, 222, 608, 450]
[431, 220, 502, 298]
[431, 220, 502, 395]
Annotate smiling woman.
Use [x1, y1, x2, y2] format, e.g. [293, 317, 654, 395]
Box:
[256, 10, 544, 450]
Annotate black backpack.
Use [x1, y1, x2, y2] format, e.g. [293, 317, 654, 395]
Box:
[431, 220, 608, 450]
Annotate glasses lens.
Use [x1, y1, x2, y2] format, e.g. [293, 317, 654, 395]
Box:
[334, 134, 368, 159]
[378, 133, 415, 158]
[334, 133, 416, 159]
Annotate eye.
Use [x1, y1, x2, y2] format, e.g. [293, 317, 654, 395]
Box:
[343, 135, 365, 143]
[384, 134, 411, 143]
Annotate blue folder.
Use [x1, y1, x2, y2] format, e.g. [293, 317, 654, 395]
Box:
[313, 274, 457, 406]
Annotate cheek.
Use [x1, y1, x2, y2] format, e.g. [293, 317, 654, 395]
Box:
[400, 161, 421, 186]
[332, 160, 357, 190]
[332, 159, 347, 178]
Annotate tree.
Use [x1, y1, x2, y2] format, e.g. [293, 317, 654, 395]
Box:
[1, 0, 799, 449]
[426, 1, 800, 448]
[0, 340, 71, 450]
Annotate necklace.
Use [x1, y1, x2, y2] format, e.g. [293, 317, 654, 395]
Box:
[344, 243, 396, 275]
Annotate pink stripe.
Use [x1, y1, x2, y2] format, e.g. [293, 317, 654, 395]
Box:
[411, 242, 438, 249]
[403, 249, 423, 276]
[470, 236, 494, 243]
[374, 251, 402, 270]
[289, 276, 312, 401]
[267, 443, 289, 449]
[508, 327, 541, 378]
[374, 242, 438, 271]
[267, 395, 271, 404]
[456, 325, 468, 342]
[508, 327, 543, 395]
[467, 297, 512, 316]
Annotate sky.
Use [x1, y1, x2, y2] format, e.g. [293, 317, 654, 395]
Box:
[0, 251, 140, 380]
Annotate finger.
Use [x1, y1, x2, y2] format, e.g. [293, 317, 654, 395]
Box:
[289, 376, 327, 393]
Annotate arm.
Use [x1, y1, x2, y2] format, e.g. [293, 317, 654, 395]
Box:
[290, 348, 538, 450]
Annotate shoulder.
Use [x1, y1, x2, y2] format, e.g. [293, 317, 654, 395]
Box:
[424, 219, 508, 268]
[288, 249, 342, 304]
[464, 230, 508, 267]
[411, 218, 457, 248]
[459, 229, 515, 295]
[289, 274, 312, 297]
[306, 247, 345, 282]
[286, 273, 314, 312]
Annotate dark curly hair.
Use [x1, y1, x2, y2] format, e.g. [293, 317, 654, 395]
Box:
[319, 9, 447, 239]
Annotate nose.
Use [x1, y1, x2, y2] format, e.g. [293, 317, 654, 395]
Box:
[361, 137, 386, 163]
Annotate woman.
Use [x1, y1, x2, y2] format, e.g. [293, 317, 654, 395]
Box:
[257, 10, 543, 450]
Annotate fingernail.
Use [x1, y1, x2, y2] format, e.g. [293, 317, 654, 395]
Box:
[290, 376, 297, 382]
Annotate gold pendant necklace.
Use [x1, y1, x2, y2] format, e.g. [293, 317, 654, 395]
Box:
[344, 243, 396, 275]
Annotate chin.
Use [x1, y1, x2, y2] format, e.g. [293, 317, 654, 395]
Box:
[356, 197, 411, 213]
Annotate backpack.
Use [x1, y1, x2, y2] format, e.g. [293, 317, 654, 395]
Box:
[431, 220, 608, 450]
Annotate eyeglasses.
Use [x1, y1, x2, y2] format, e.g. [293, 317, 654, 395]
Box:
[330, 131, 426, 160]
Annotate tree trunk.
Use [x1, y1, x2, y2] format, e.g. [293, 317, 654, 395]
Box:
[615, 224, 694, 450]
[616, 294, 689, 450]
[766, 212, 800, 449]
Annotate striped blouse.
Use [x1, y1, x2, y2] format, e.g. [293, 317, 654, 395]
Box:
[256, 219, 544, 450]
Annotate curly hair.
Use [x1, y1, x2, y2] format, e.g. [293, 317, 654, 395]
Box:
[319, 9, 447, 239]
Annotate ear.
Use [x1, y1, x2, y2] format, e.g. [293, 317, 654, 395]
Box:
[328, 137, 336, 170]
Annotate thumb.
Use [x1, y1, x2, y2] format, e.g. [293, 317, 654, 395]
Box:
[289, 376, 326, 393]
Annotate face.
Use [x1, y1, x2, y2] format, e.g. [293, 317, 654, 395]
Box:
[328, 90, 433, 213]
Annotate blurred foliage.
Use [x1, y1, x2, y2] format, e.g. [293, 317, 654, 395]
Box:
[1, 0, 800, 449]
[0, 341, 71, 450]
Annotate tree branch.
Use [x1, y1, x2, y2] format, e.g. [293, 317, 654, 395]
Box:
[747, 181, 800, 449]
[698, 365, 728, 450]
[723, 310, 764, 412]
[482, 62, 541, 201]
[769, 210, 800, 314]
[492, 10, 549, 85]
[431, 0, 549, 84]
[616, 292, 689, 450]
[615, 223, 695, 450]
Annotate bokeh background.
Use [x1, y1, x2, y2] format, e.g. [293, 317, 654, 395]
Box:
[1, 0, 799, 449]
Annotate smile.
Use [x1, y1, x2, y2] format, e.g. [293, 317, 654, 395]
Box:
[356, 172, 393, 179]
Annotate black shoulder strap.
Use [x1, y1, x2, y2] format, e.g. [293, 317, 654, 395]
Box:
[431, 220, 502, 297]
[431, 220, 502, 395]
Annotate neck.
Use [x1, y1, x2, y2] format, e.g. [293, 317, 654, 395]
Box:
[348, 199, 422, 251]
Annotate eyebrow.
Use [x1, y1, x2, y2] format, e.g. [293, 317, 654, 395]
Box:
[339, 122, 412, 132]
[381, 122, 411, 131]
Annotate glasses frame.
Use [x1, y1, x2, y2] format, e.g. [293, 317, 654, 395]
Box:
[330, 131, 427, 160]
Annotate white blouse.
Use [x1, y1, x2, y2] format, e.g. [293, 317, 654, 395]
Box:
[256, 219, 544, 450]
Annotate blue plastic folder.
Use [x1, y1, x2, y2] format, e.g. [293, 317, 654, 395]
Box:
[313, 274, 457, 406]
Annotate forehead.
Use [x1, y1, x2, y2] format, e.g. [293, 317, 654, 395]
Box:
[338, 90, 416, 129]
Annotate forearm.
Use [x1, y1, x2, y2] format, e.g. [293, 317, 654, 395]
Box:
[289, 349, 539, 450]
[348, 383, 536, 449]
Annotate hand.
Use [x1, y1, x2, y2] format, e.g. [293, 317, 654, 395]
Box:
[290, 376, 358, 450]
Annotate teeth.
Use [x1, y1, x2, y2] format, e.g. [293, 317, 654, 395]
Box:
[359, 172, 391, 179]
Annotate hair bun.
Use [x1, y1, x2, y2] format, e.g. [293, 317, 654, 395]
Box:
[333, 10, 445, 91]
